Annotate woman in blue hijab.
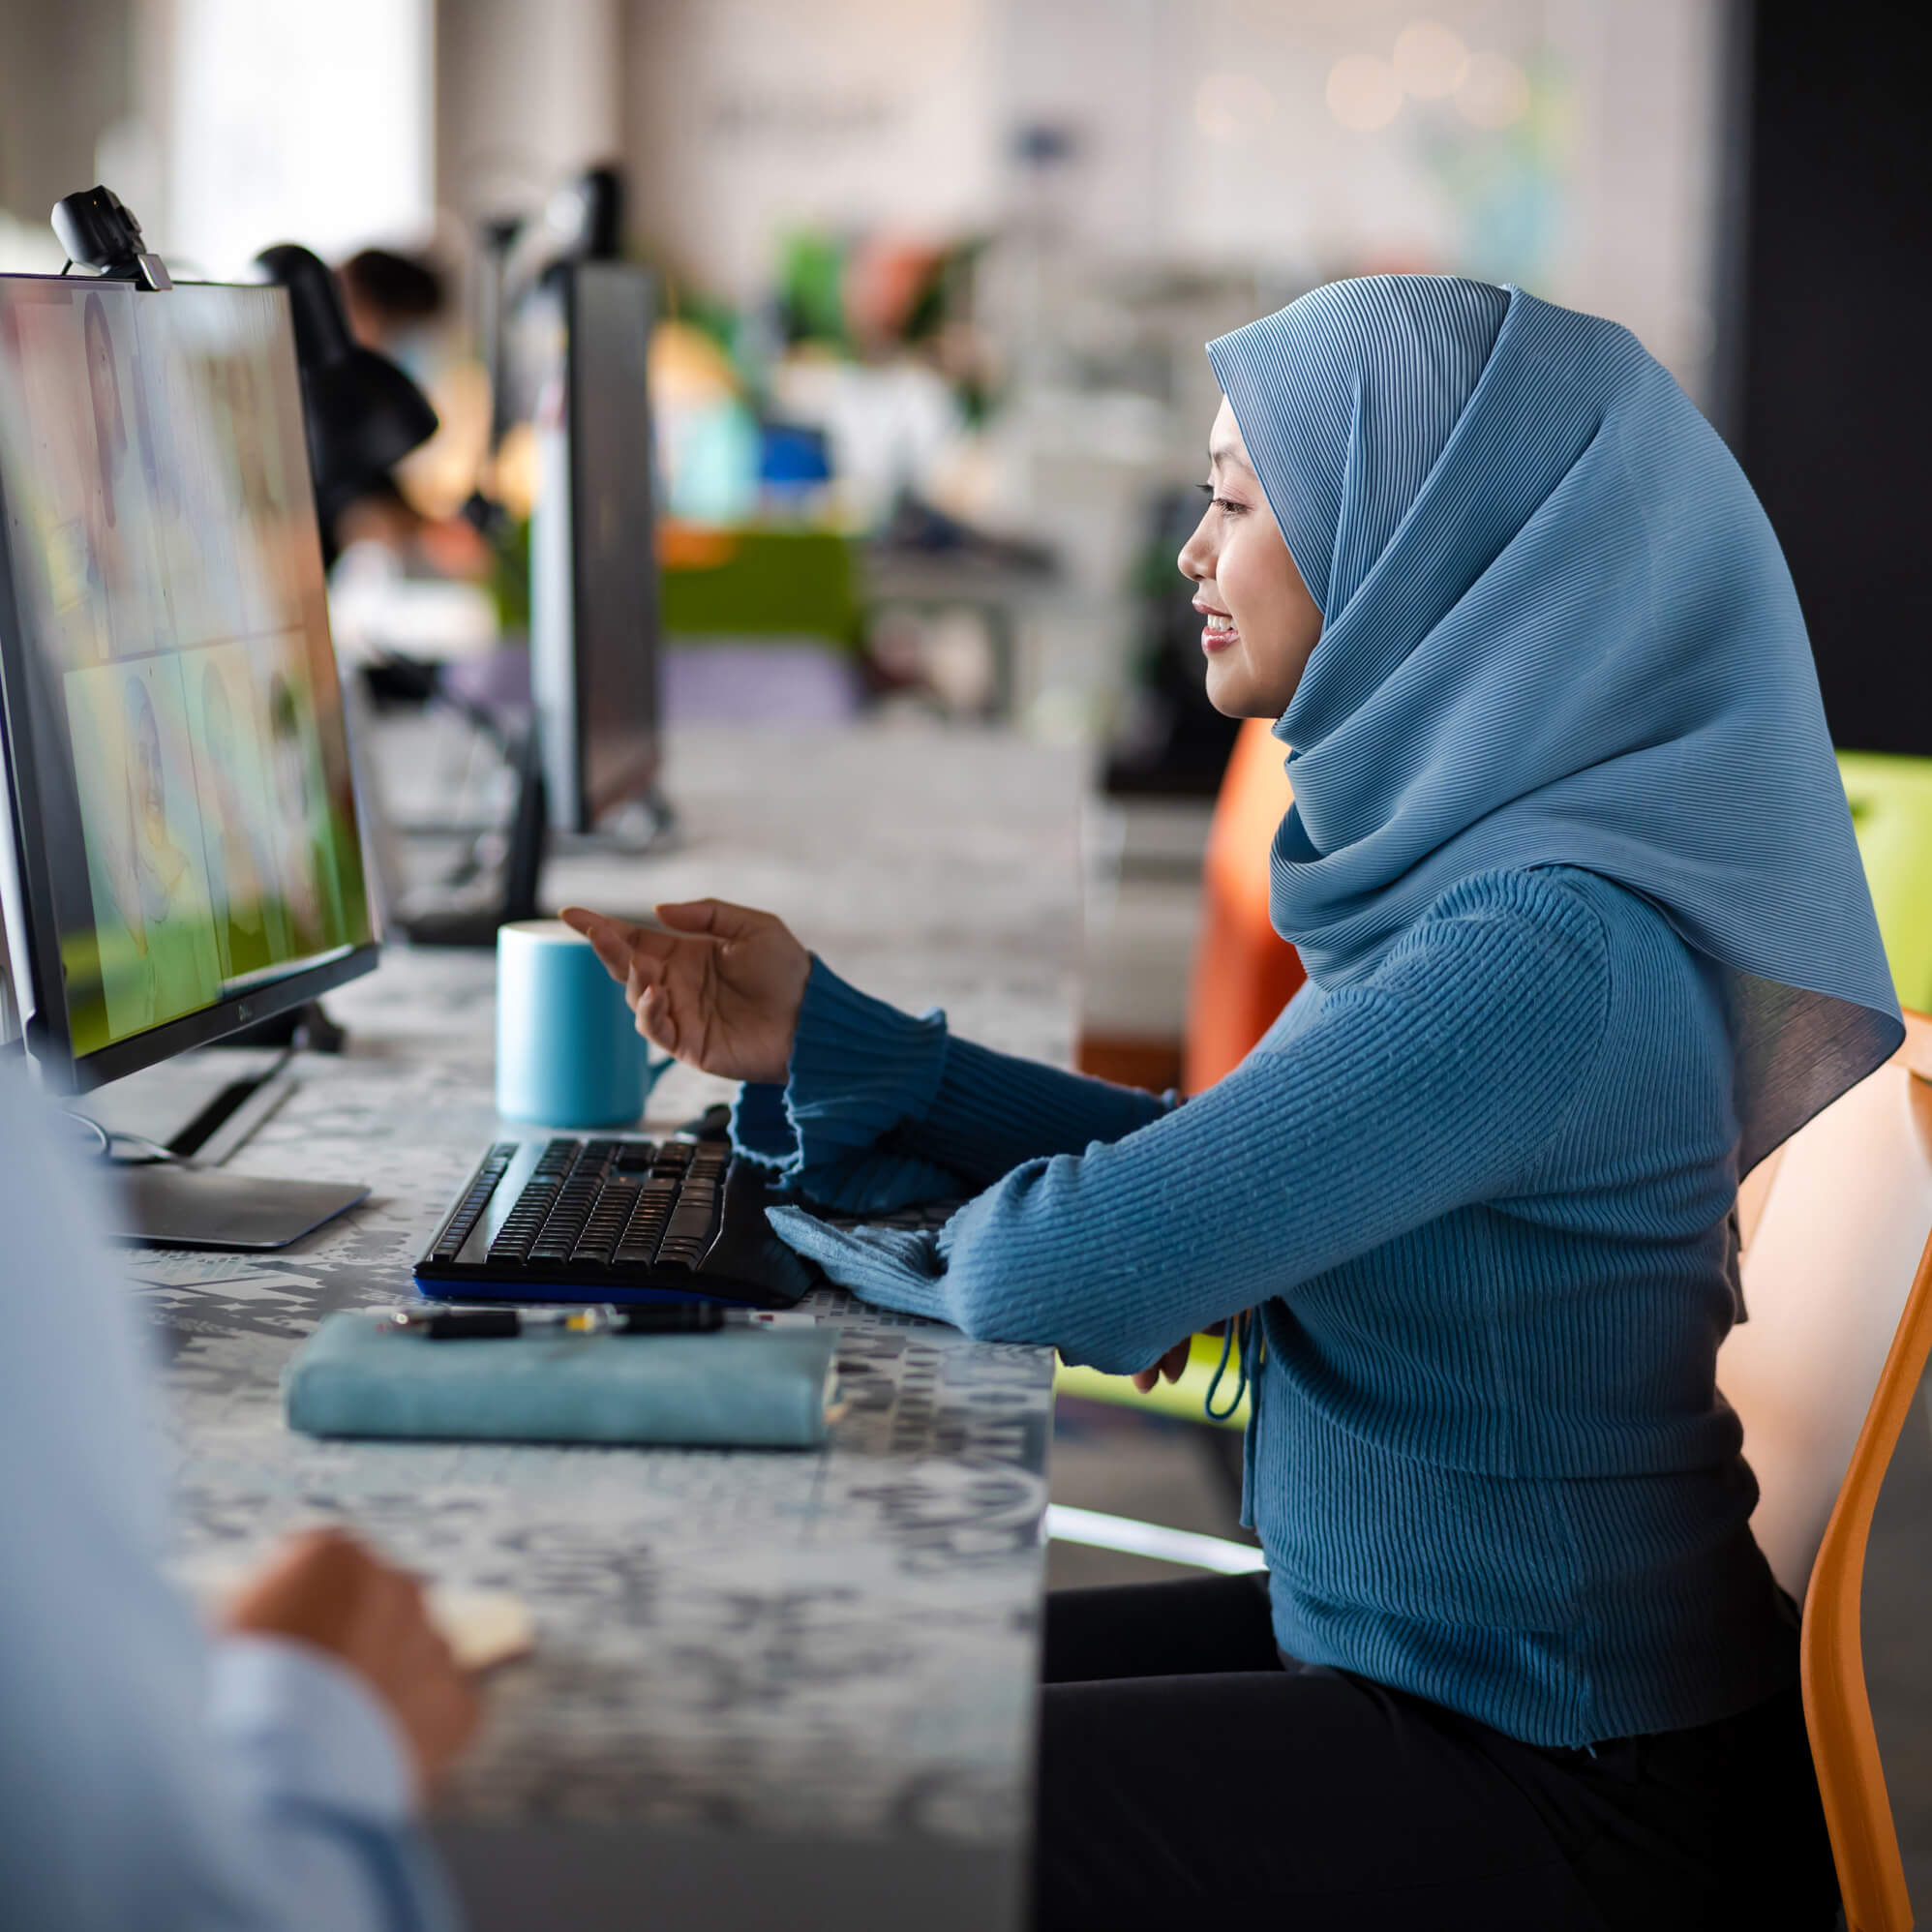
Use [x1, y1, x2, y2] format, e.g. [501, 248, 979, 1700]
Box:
[565, 275, 1898, 1929]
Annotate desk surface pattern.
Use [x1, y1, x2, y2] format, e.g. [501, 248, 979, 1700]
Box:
[131, 725, 1081, 1867]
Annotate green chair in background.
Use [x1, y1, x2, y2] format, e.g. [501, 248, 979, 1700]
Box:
[1840, 752, 1932, 1011]
[1051, 1333, 1252, 1569]
[656, 525, 866, 720]
[659, 525, 862, 649]
[1056, 1332, 1251, 1433]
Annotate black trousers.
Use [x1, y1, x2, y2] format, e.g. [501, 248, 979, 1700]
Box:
[1032, 1574, 1841, 1931]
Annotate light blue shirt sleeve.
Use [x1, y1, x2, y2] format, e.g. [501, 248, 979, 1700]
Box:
[0, 1068, 462, 1932]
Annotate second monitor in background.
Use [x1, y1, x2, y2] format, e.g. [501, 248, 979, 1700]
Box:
[530, 259, 667, 846]
[374, 259, 663, 948]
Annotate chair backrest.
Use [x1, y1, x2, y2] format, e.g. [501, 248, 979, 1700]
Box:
[1183, 716, 1306, 1094]
[1721, 1014, 1932, 1592]
[1718, 1011, 1932, 1932]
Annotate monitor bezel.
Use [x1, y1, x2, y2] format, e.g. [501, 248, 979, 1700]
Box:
[0, 270, 379, 1097]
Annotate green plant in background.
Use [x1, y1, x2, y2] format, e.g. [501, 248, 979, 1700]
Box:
[675, 286, 744, 359]
[776, 230, 850, 350]
[636, 250, 747, 380]
[773, 226, 996, 423]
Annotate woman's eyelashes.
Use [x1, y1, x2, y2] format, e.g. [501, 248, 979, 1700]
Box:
[1195, 481, 1248, 516]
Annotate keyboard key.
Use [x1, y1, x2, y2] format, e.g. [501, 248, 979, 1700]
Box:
[487, 1174, 562, 1260]
[571, 1177, 641, 1264]
[430, 1150, 514, 1261]
[659, 1178, 720, 1266]
[612, 1176, 677, 1264]
[424, 1128, 770, 1290]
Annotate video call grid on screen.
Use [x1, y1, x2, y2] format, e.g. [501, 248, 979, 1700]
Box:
[0, 277, 373, 1068]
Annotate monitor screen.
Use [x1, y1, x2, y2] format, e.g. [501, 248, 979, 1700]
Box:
[571, 263, 661, 825]
[529, 261, 660, 833]
[0, 276, 374, 1081]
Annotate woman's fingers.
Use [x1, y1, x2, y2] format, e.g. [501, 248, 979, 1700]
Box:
[654, 898, 770, 943]
[637, 981, 679, 1055]
[624, 958, 677, 1050]
[568, 898, 793, 1078]
[562, 904, 720, 983]
[1129, 1341, 1192, 1396]
[558, 906, 642, 982]
[623, 955, 660, 1014]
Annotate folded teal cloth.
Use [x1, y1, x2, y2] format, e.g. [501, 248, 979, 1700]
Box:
[285, 1312, 838, 1447]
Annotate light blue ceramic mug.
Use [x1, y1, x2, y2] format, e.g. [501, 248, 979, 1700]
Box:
[496, 920, 662, 1127]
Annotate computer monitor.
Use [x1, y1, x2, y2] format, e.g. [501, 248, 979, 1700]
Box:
[529, 260, 663, 837]
[0, 271, 377, 1244]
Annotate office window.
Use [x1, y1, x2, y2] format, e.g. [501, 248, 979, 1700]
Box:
[167, 0, 434, 277]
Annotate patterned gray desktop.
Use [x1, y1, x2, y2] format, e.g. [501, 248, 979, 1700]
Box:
[123, 725, 1083, 1930]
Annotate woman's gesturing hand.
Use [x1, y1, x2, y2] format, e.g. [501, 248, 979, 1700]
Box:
[559, 900, 811, 1087]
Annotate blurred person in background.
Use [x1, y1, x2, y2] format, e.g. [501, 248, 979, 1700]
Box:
[562, 273, 1893, 1929]
[331, 247, 491, 579]
[0, 1065, 475, 1932]
[339, 249, 444, 372]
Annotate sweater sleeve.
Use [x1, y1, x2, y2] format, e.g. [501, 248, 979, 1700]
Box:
[730, 956, 1174, 1211]
[769, 872, 1613, 1372]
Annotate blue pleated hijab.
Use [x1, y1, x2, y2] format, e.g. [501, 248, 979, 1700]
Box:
[1208, 275, 1901, 1172]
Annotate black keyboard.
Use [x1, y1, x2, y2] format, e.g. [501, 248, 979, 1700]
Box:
[412, 1116, 816, 1311]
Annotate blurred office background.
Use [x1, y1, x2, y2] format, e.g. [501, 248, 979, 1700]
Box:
[0, 0, 1749, 1047]
[0, 0, 1721, 727]
[4, 0, 1927, 1884]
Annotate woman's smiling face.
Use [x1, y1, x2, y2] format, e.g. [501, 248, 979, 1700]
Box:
[1177, 396, 1323, 720]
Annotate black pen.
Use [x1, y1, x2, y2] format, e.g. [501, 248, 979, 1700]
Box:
[385, 1304, 814, 1340]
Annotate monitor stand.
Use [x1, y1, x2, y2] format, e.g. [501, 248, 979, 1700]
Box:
[113, 1163, 369, 1252]
[551, 784, 679, 857]
[84, 1050, 369, 1252]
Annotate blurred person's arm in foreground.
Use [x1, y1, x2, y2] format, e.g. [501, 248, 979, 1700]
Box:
[0, 1070, 469, 1932]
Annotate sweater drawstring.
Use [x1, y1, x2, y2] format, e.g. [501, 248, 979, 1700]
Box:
[1203, 1310, 1259, 1423]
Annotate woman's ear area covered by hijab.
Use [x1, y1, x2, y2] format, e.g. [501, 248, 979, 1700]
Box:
[1176, 396, 1324, 723]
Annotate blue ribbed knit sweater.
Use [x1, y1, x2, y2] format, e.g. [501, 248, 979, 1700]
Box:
[736, 864, 1800, 1749]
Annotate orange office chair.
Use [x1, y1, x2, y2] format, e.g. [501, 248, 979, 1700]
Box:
[1719, 1011, 1932, 1932]
[1184, 716, 1306, 1094]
